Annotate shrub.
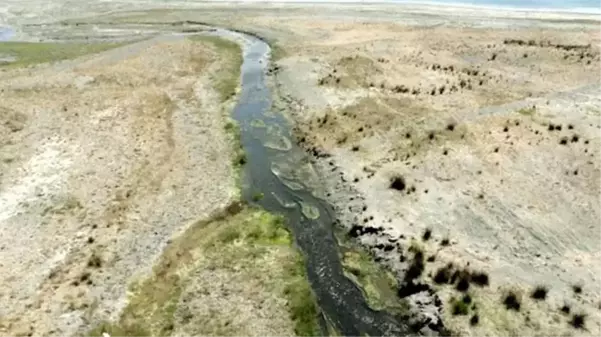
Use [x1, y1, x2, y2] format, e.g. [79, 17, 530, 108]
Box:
[548, 124, 555, 131]
[446, 123, 456, 131]
[443, 149, 448, 156]
[440, 237, 450, 247]
[503, 126, 509, 132]
[451, 298, 469, 316]
[570, 313, 586, 329]
[568, 124, 574, 129]
[427, 255, 436, 262]
[572, 284, 583, 294]
[470, 314, 479, 326]
[503, 291, 521, 311]
[87, 253, 102, 268]
[433, 266, 451, 284]
[390, 175, 406, 191]
[462, 294, 472, 304]
[531, 285, 548, 300]
[456, 271, 471, 292]
[559, 137, 568, 145]
[471, 271, 489, 286]
[422, 228, 432, 241]
[560, 304, 571, 315]
[571, 134, 580, 143]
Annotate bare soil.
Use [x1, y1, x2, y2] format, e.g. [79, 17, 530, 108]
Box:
[0, 36, 240, 336]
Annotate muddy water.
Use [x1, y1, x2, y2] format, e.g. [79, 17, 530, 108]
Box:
[214, 29, 412, 336]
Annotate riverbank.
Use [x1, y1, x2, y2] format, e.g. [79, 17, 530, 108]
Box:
[263, 4, 600, 337]
[0, 29, 319, 336]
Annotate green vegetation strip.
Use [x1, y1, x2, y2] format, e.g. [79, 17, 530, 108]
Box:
[189, 35, 243, 102]
[0, 42, 126, 68]
[342, 248, 410, 314]
[90, 204, 320, 336]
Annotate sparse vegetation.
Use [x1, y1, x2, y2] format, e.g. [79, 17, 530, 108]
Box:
[342, 248, 409, 314]
[570, 313, 586, 329]
[530, 285, 548, 300]
[90, 206, 321, 336]
[502, 291, 521, 311]
[189, 36, 242, 101]
[451, 297, 469, 316]
[390, 175, 406, 191]
[440, 237, 450, 247]
[470, 271, 489, 287]
[422, 228, 432, 241]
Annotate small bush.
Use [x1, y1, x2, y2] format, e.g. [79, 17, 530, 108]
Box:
[451, 298, 469, 316]
[433, 266, 451, 284]
[503, 291, 521, 311]
[572, 284, 583, 294]
[447, 123, 456, 131]
[470, 314, 479, 326]
[427, 255, 436, 262]
[503, 126, 509, 132]
[571, 134, 580, 143]
[548, 124, 555, 131]
[570, 313, 586, 329]
[422, 228, 432, 241]
[443, 149, 448, 156]
[462, 294, 472, 304]
[440, 237, 450, 247]
[456, 271, 471, 292]
[560, 304, 571, 315]
[568, 124, 574, 130]
[87, 253, 102, 268]
[559, 137, 568, 145]
[428, 132, 435, 140]
[470, 271, 489, 285]
[531, 285, 548, 300]
[390, 175, 406, 191]
[236, 152, 247, 165]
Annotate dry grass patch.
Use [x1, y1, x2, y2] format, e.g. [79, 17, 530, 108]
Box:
[89, 204, 320, 336]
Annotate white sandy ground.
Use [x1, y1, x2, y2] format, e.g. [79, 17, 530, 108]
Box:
[0, 36, 239, 335]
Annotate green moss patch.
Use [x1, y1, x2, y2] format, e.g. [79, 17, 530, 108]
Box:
[0, 41, 127, 68]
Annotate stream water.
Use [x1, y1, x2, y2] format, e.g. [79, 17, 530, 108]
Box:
[213, 29, 412, 336]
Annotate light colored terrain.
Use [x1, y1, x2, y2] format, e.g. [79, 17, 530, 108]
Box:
[0, 1, 599, 336]
[255, 5, 601, 337]
[0, 17, 318, 337]
[0, 35, 240, 335]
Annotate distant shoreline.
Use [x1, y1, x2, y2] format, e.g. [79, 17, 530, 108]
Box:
[203, 0, 601, 15]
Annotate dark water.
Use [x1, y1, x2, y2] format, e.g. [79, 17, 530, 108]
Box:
[215, 30, 412, 336]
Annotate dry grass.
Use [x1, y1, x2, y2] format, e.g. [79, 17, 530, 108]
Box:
[89, 205, 320, 336]
[189, 35, 242, 102]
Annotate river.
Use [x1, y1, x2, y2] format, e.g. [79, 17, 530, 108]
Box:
[212, 28, 413, 336]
